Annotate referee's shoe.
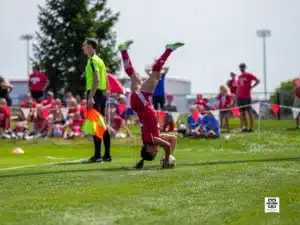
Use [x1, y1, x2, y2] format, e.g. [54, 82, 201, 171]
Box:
[84, 156, 112, 163]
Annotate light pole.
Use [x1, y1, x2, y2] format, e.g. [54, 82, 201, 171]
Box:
[256, 29, 271, 101]
[20, 34, 34, 76]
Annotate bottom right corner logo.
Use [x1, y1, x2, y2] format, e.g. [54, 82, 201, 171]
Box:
[265, 197, 280, 213]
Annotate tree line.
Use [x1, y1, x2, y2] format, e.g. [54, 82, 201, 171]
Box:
[33, 0, 120, 98]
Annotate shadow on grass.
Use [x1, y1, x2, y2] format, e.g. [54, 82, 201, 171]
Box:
[286, 128, 298, 131]
[0, 156, 299, 179]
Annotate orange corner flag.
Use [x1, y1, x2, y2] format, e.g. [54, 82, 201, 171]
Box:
[81, 108, 107, 139]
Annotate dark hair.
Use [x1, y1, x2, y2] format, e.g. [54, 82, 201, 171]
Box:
[0, 76, 4, 83]
[141, 144, 156, 161]
[33, 65, 40, 71]
[85, 38, 98, 49]
[239, 63, 246, 68]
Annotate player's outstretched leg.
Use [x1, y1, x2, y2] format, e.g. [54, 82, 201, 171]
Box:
[118, 40, 142, 92]
[140, 42, 185, 94]
[152, 42, 185, 74]
[118, 40, 134, 76]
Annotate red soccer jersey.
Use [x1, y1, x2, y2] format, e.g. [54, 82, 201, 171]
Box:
[130, 91, 160, 144]
[237, 73, 258, 99]
[29, 72, 48, 92]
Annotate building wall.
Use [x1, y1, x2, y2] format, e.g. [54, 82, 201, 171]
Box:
[9, 80, 28, 105]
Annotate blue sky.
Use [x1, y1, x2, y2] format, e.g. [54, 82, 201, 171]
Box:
[0, 0, 299, 94]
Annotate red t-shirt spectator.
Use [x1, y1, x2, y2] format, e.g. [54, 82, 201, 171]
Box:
[294, 80, 300, 98]
[227, 78, 238, 95]
[29, 72, 48, 92]
[0, 106, 10, 129]
[237, 73, 258, 99]
[71, 119, 83, 133]
[31, 112, 48, 132]
[217, 94, 232, 109]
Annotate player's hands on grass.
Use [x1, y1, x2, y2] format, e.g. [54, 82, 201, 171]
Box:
[162, 159, 171, 169]
[135, 159, 144, 169]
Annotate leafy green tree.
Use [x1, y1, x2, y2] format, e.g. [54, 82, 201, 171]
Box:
[270, 78, 297, 107]
[33, 0, 120, 96]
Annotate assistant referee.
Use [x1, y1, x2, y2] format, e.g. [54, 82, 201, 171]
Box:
[82, 38, 111, 163]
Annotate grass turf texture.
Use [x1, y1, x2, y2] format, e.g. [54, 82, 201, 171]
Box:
[0, 120, 300, 225]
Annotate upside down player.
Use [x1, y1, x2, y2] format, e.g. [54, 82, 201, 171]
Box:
[118, 40, 184, 169]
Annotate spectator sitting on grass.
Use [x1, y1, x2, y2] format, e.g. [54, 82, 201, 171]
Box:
[67, 99, 80, 119]
[0, 98, 11, 138]
[63, 113, 84, 139]
[163, 94, 177, 132]
[55, 98, 63, 108]
[28, 106, 49, 138]
[19, 93, 37, 109]
[48, 107, 66, 138]
[177, 105, 202, 137]
[107, 107, 131, 138]
[41, 91, 56, 109]
[64, 92, 75, 107]
[12, 110, 29, 139]
[194, 110, 221, 139]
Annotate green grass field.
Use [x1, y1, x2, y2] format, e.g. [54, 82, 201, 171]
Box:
[0, 120, 300, 225]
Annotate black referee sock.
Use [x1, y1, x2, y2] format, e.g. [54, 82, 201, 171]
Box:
[103, 130, 111, 157]
[93, 136, 102, 158]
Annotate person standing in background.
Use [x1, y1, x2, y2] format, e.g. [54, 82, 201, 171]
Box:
[236, 63, 260, 132]
[293, 78, 300, 129]
[227, 72, 238, 104]
[29, 65, 49, 102]
[227, 72, 238, 95]
[163, 94, 177, 132]
[145, 65, 169, 110]
[82, 38, 111, 163]
[0, 76, 13, 106]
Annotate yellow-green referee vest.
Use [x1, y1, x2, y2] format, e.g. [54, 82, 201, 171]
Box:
[85, 55, 107, 91]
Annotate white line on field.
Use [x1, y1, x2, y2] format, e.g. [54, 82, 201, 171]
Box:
[0, 159, 85, 172]
[46, 156, 70, 160]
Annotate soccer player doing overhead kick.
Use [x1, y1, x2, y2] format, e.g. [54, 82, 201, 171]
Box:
[118, 40, 184, 169]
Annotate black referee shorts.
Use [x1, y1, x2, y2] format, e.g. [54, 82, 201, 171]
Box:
[87, 89, 107, 116]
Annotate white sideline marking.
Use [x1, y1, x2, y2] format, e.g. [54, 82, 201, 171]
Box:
[46, 156, 69, 160]
[0, 159, 84, 172]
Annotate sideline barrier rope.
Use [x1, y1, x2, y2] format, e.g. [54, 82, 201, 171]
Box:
[9, 101, 300, 124]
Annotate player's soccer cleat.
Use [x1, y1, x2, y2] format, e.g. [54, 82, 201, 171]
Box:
[83, 156, 103, 163]
[118, 40, 134, 51]
[166, 42, 185, 51]
[103, 156, 112, 162]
